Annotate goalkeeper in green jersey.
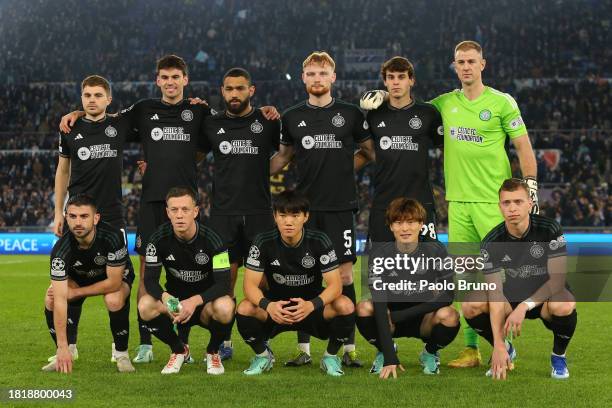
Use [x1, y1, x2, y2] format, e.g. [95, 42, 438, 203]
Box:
[360, 41, 538, 367]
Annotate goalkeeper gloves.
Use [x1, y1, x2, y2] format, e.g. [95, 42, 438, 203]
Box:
[359, 90, 388, 110]
[524, 177, 539, 214]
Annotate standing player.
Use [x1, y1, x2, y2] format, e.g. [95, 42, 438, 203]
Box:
[43, 194, 135, 373]
[270, 51, 375, 367]
[354, 56, 443, 243]
[356, 198, 459, 379]
[360, 41, 538, 367]
[463, 178, 576, 379]
[201, 67, 280, 359]
[53, 75, 136, 361]
[137, 187, 233, 374]
[236, 191, 355, 376]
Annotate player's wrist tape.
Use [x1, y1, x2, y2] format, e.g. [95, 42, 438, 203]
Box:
[310, 296, 324, 310]
[522, 298, 536, 311]
[259, 297, 271, 310]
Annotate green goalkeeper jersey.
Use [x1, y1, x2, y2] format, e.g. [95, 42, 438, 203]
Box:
[430, 86, 527, 203]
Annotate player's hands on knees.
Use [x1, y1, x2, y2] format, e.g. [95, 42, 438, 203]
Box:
[136, 160, 147, 176]
[260, 106, 280, 120]
[284, 298, 314, 323]
[188, 97, 209, 106]
[491, 345, 511, 380]
[266, 300, 293, 325]
[380, 364, 404, 380]
[59, 111, 81, 133]
[53, 214, 64, 237]
[504, 306, 527, 338]
[172, 296, 199, 324]
[56, 345, 73, 374]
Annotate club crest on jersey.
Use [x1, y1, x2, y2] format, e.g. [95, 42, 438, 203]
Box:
[250, 120, 263, 134]
[302, 135, 315, 149]
[181, 109, 193, 122]
[379, 136, 392, 150]
[219, 141, 232, 155]
[105, 125, 117, 137]
[530, 242, 544, 259]
[77, 147, 91, 160]
[301, 254, 315, 268]
[409, 116, 422, 129]
[331, 113, 345, 127]
[479, 109, 492, 121]
[272, 273, 286, 284]
[151, 127, 163, 141]
[94, 255, 106, 266]
[195, 252, 209, 265]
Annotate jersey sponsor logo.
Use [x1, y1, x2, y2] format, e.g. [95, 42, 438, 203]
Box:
[94, 254, 107, 266]
[217, 128, 226, 134]
[297, 120, 307, 127]
[530, 242, 544, 259]
[449, 127, 483, 143]
[181, 109, 193, 122]
[150, 114, 159, 121]
[219, 140, 259, 155]
[379, 135, 418, 151]
[150, 127, 190, 142]
[409, 116, 422, 130]
[77, 144, 118, 160]
[167, 267, 207, 283]
[331, 113, 345, 127]
[301, 254, 315, 268]
[320, 254, 330, 265]
[302, 134, 342, 150]
[377, 121, 386, 128]
[509, 116, 524, 130]
[166, 254, 176, 261]
[75, 133, 84, 140]
[250, 120, 263, 134]
[328, 250, 337, 262]
[479, 109, 492, 121]
[507, 265, 547, 279]
[195, 252, 210, 265]
[271, 259, 280, 266]
[362, 120, 369, 130]
[107, 247, 127, 261]
[51, 257, 66, 276]
[273, 273, 315, 286]
[105, 125, 118, 137]
[272, 273, 286, 284]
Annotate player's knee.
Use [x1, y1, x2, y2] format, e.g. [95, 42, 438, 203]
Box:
[340, 271, 353, 286]
[436, 306, 459, 326]
[104, 293, 126, 312]
[549, 301, 576, 317]
[236, 299, 257, 316]
[462, 301, 486, 319]
[137, 296, 157, 321]
[212, 296, 235, 323]
[356, 300, 373, 317]
[333, 296, 354, 315]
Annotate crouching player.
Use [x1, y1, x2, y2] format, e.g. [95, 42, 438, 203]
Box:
[463, 178, 577, 380]
[236, 191, 355, 376]
[43, 194, 135, 373]
[137, 187, 233, 375]
[356, 198, 460, 379]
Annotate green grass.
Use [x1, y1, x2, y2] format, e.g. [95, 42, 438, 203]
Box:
[0, 255, 610, 408]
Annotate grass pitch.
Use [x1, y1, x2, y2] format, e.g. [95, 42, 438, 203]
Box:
[0, 255, 610, 407]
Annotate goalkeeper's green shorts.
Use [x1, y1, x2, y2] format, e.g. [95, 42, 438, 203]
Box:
[448, 201, 504, 244]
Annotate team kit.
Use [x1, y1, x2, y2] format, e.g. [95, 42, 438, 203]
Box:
[45, 41, 577, 380]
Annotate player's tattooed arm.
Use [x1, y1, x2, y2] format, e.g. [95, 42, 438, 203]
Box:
[270, 144, 294, 175]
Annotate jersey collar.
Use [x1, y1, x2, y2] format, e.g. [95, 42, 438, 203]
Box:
[306, 98, 335, 109]
[387, 99, 416, 111]
[81, 114, 108, 124]
[279, 228, 305, 248]
[224, 106, 256, 119]
[160, 98, 185, 107]
[506, 215, 532, 240]
[175, 222, 199, 244]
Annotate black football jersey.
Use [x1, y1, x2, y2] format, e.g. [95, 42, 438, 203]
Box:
[49, 221, 133, 285]
[366, 101, 443, 209]
[245, 228, 340, 301]
[481, 214, 568, 302]
[144, 221, 230, 299]
[58, 115, 136, 224]
[201, 108, 280, 215]
[120, 99, 211, 202]
[280, 99, 371, 211]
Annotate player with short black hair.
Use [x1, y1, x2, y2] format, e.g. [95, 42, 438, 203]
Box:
[137, 187, 233, 374]
[462, 178, 577, 380]
[201, 67, 281, 359]
[43, 194, 135, 373]
[355, 56, 443, 243]
[236, 191, 355, 376]
[356, 197, 459, 379]
[270, 51, 375, 367]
